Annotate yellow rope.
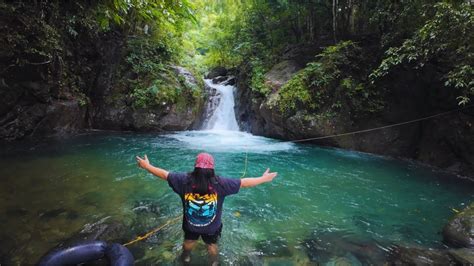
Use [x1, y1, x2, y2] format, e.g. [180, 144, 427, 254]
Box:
[240, 147, 249, 178]
[270, 105, 473, 145]
[123, 215, 182, 246]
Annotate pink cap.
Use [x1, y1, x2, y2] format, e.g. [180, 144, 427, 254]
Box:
[195, 153, 215, 169]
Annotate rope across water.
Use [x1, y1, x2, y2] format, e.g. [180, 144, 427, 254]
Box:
[281, 105, 473, 144]
[237, 105, 472, 177]
[124, 105, 472, 246]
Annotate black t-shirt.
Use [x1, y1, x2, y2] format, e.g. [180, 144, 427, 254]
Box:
[168, 172, 241, 234]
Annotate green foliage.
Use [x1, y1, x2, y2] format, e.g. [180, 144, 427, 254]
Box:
[371, 2, 473, 105]
[0, 4, 62, 67]
[275, 41, 384, 116]
[249, 59, 271, 96]
[276, 71, 315, 112]
[4, 0, 471, 123]
[124, 37, 201, 109]
[131, 78, 177, 108]
[129, 67, 202, 109]
[126, 38, 169, 76]
[96, 0, 196, 31]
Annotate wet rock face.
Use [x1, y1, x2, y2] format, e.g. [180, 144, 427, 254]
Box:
[206, 67, 228, 79]
[212, 76, 228, 84]
[443, 203, 474, 248]
[197, 81, 222, 129]
[0, 96, 87, 141]
[172, 66, 198, 88]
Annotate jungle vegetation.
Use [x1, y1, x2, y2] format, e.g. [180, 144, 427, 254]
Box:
[1, 0, 472, 113]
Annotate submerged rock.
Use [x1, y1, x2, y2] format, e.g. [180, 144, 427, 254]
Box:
[0, 233, 16, 265]
[303, 230, 388, 264]
[255, 237, 292, 257]
[448, 248, 474, 264]
[132, 200, 161, 215]
[81, 217, 128, 241]
[6, 207, 28, 217]
[443, 203, 474, 248]
[62, 216, 132, 246]
[38, 208, 79, 220]
[388, 246, 454, 265]
[326, 254, 362, 266]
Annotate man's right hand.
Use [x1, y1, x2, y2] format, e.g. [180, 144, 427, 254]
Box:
[262, 168, 278, 182]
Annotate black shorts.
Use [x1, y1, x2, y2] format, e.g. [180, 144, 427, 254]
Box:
[183, 225, 223, 244]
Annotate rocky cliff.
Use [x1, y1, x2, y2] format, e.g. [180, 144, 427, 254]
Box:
[234, 45, 474, 178]
[0, 2, 204, 141]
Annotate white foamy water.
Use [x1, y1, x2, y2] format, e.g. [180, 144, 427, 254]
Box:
[166, 130, 294, 153]
[203, 79, 240, 131]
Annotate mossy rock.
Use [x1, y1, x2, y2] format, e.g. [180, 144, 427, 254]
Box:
[443, 203, 474, 248]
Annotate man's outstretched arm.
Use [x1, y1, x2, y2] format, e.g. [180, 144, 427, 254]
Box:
[241, 168, 277, 188]
[136, 155, 169, 180]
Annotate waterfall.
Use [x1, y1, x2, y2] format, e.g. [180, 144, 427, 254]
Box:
[203, 79, 240, 131]
[168, 78, 294, 152]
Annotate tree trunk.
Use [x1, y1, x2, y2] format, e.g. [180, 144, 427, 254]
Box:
[333, 0, 337, 43]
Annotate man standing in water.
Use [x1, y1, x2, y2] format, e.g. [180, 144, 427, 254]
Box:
[136, 152, 277, 265]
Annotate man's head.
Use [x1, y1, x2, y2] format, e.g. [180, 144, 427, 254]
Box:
[195, 153, 214, 169]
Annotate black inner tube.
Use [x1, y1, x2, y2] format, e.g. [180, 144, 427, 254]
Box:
[37, 240, 134, 266]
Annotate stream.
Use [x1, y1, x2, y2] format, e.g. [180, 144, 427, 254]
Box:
[0, 79, 472, 265]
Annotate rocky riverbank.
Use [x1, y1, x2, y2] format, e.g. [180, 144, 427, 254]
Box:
[27, 201, 473, 265]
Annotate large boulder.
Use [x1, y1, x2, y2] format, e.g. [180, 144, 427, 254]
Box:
[443, 203, 474, 248]
[264, 60, 302, 91]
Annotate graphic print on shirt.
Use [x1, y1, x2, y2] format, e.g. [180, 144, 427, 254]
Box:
[184, 193, 218, 227]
